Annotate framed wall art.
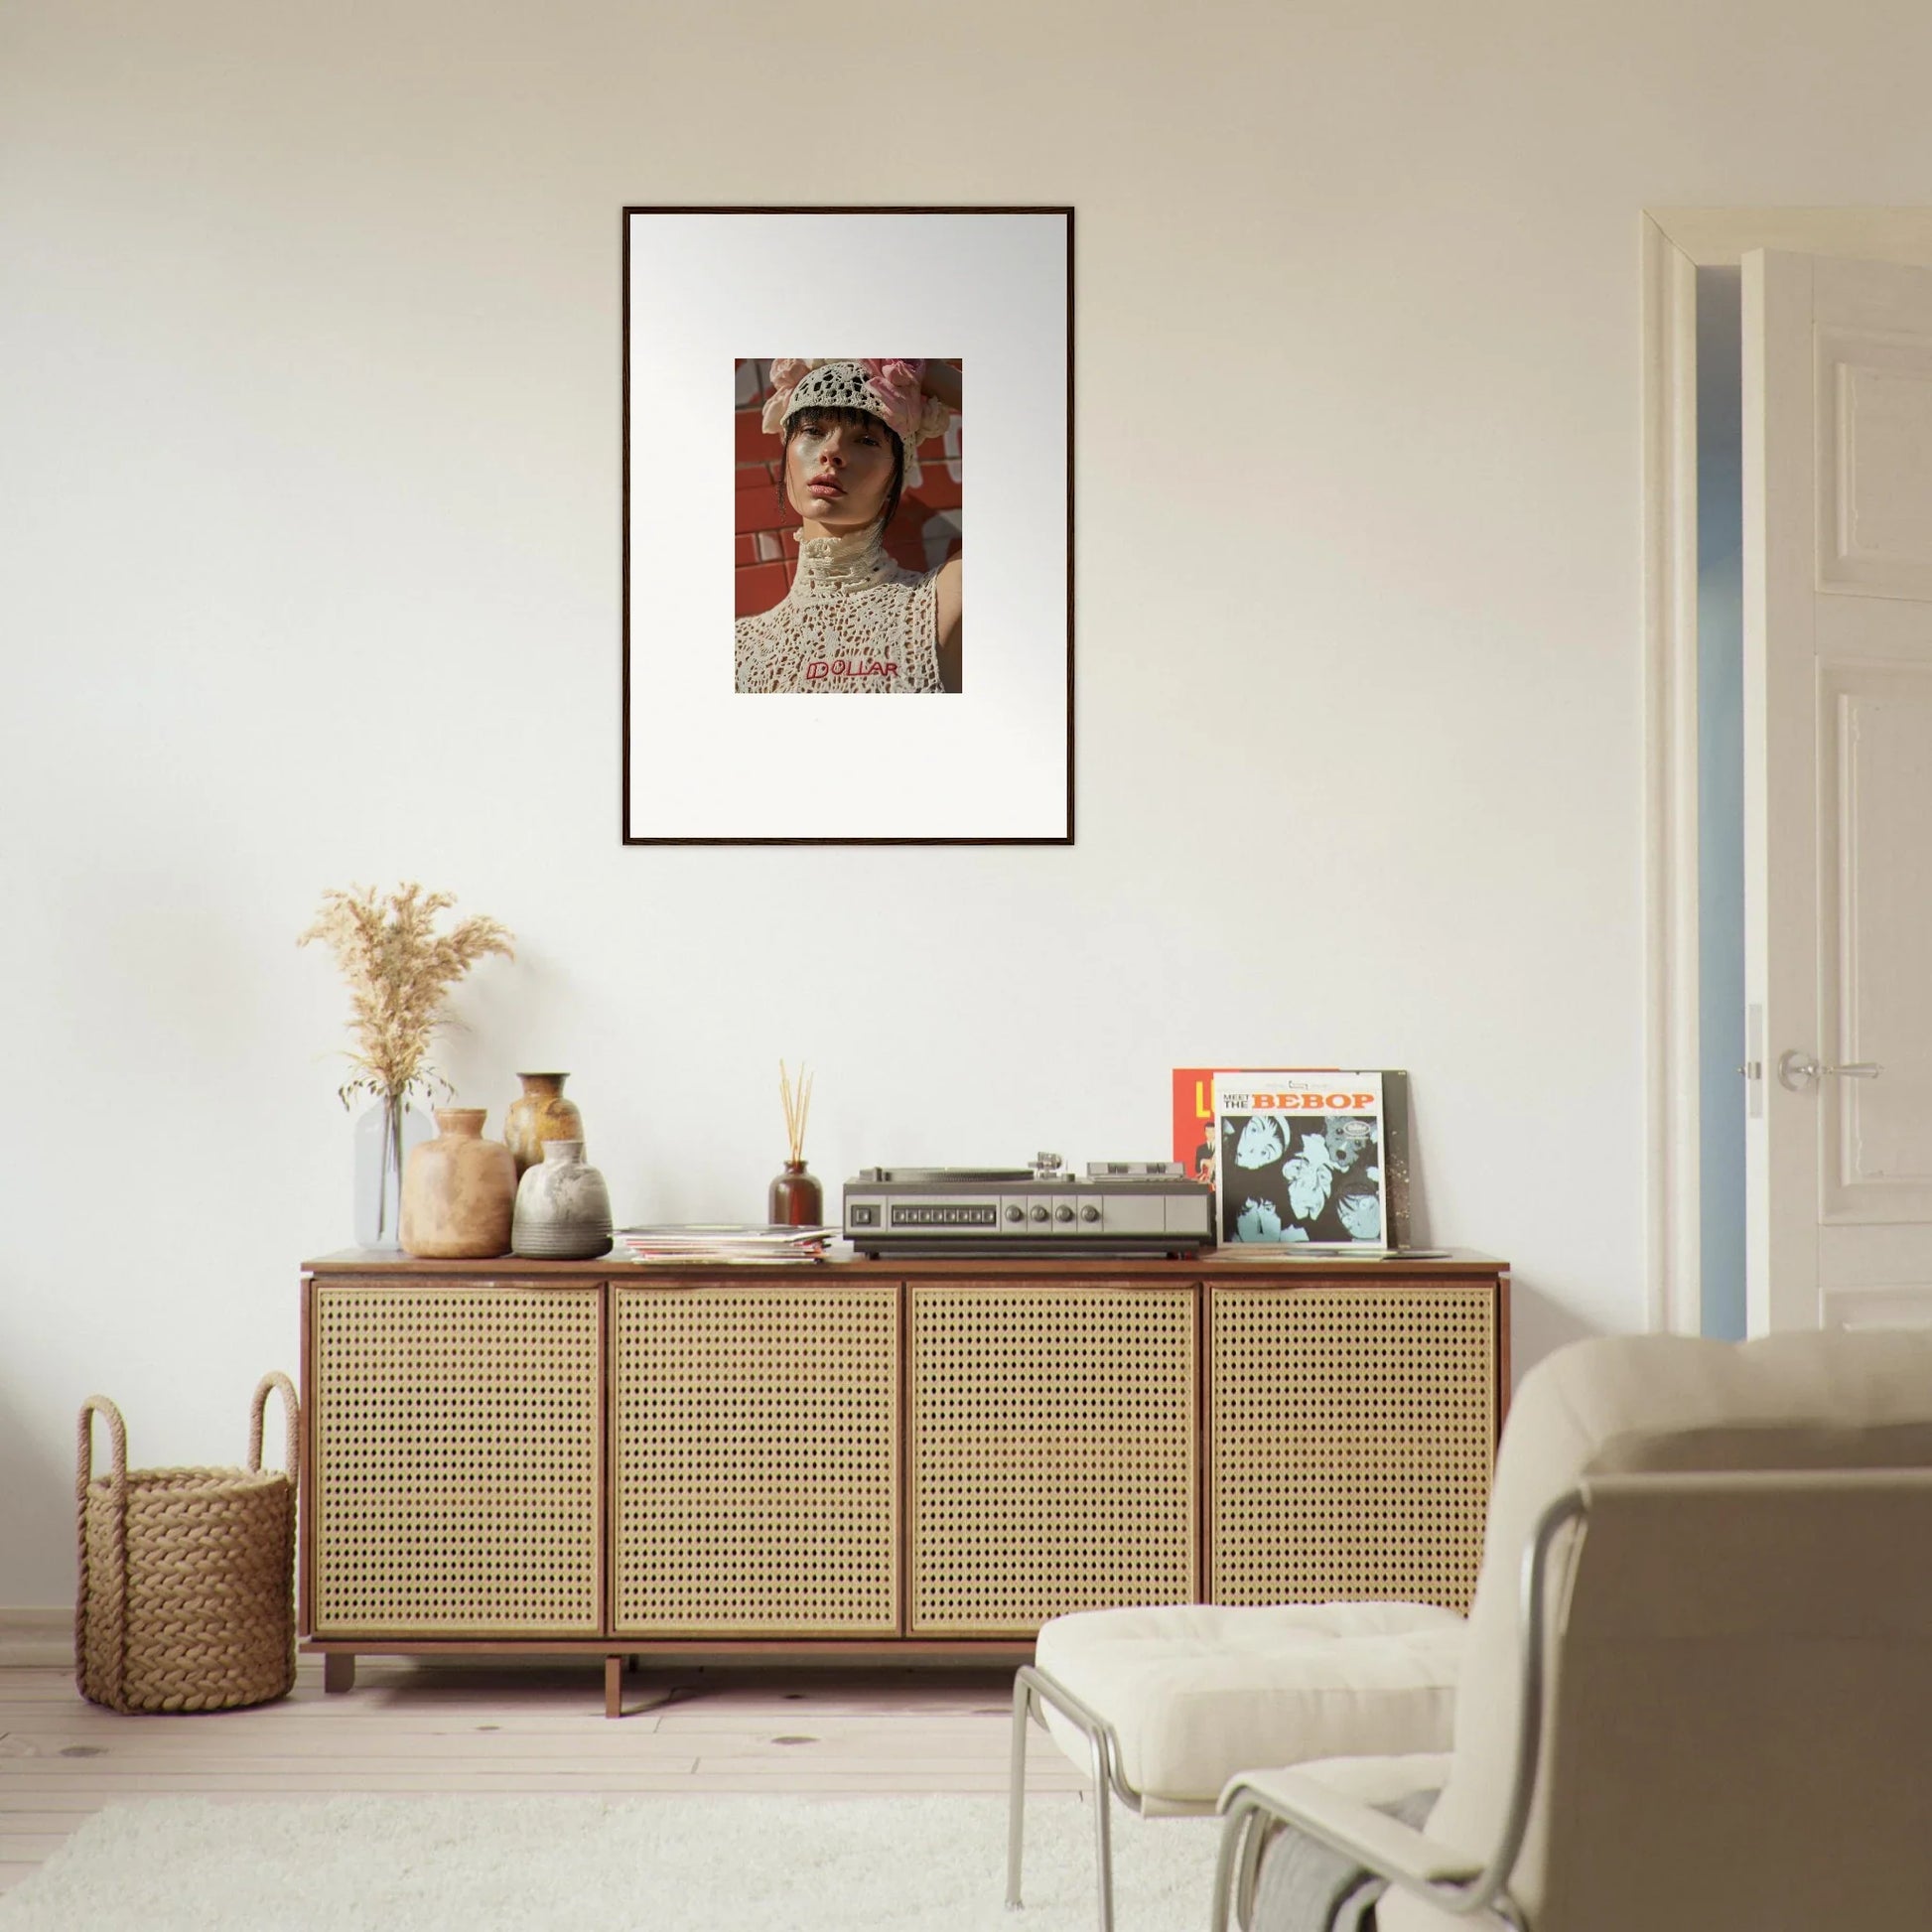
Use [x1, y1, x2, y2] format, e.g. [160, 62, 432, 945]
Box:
[621, 207, 1073, 845]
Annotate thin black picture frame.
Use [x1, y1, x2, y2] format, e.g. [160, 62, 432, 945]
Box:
[621, 205, 1074, 846]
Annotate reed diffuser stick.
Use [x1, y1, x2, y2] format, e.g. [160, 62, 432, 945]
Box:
[779, 1060, 813, 1163]
[770, 1060, 823, 1227]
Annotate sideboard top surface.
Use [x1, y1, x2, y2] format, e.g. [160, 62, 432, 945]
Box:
[304, 1248, 1507, 1284]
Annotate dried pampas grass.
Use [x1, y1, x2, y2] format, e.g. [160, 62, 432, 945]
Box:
[298, 883, 514, 1108]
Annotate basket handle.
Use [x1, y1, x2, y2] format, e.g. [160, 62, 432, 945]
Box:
[74, 1395, 131, 1708]
[247, 1371, 299, 1477]
[76, 1395, 127, 1505]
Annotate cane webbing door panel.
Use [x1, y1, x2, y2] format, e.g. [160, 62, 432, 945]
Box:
[1209, 1284, 1495, 1612]
[611, 1282, 899, 1635]
[908, 1283, 1196, 1634]
[311, 1281, 601, 1635]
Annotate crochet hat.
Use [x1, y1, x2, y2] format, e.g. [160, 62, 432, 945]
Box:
[761, 358, 951, 449]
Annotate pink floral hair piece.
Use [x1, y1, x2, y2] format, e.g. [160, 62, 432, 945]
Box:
[759, 358, 949, 448]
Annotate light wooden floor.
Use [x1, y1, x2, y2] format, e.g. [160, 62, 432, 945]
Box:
[0, 1657, 1087, 1893]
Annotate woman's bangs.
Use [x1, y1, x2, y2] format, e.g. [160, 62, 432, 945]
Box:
[789, 403, 892, 437]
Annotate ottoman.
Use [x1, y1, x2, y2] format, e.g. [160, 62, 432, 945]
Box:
[1007, 1601, 1466, 1932]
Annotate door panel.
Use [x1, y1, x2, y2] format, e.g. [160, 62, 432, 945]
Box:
[312, 1282, 602, 1635]
[1821, 668, 1932, 1229]
[1818, 331, 1932, 598]
[1207, 1285, 1494, 1613]
[906, 1283, 1195, 1634]
[610, 1282, 899, 1636]
[1746, 249, 1932, 1329]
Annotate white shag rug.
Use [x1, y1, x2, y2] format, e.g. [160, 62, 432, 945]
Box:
[0, 1794, 1224, 1931]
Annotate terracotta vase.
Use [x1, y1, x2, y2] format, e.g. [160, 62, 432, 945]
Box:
[512, 1141, 615, 1260]
[400, 1109, 516, 1259]
[504, 1072, 585, 1177]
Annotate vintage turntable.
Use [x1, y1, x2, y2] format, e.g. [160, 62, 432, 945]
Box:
[843, 1153, 1212, 1258]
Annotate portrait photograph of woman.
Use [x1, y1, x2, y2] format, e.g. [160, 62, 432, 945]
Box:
[734, 358, 963, 695]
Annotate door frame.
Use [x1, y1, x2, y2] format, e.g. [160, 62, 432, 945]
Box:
[1640, 209, 1932, 1336]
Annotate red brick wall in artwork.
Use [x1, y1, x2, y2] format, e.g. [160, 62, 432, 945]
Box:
[734, 359, 963, 620]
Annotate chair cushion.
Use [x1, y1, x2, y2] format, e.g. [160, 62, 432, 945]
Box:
[1033, 1601, 1465, 1811]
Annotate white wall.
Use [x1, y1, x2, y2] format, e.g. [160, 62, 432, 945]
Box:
[7, 0, 1929, 1604]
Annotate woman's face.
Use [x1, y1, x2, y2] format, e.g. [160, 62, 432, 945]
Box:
[785, 410, 897, 536]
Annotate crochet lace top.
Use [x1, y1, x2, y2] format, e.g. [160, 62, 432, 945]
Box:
[735, 527, 944, 695]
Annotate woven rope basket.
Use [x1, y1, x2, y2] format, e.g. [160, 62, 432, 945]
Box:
[75, 1372, 299, 1715]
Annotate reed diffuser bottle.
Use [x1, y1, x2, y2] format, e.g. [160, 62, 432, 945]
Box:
[768, 1059, 823, 1226]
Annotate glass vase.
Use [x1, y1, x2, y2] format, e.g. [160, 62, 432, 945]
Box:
[767, 1160, 824, 1227]
[352, 1095, 432, 1251]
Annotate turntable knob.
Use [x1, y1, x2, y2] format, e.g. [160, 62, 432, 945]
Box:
[1054, 1204, 1074, 1223]
[1030, 1205, 1050, 1223]
[1005, 1205, 1025, 1223]
[1080, 1205, 1101, 1223]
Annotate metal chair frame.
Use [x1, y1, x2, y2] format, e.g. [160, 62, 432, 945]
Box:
[1206, 1487, 1587, 1932]
[1008, 1661, 1188, 1932]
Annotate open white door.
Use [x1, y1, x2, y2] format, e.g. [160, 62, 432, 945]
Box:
[1744, 248, 1932, 1332]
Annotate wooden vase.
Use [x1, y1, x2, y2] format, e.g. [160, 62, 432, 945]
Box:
[400, 1109, 516, 1259]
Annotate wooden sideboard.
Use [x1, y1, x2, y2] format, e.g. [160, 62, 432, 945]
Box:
[300, 1250, 1509, 1715]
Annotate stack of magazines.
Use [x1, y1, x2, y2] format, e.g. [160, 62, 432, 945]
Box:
[613, 1224, 838, 1264]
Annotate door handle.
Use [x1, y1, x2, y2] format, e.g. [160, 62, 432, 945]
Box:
[1776, 1050, 1882, 1092]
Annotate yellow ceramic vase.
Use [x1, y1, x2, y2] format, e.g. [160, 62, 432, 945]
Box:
[504, 1072, 586, 1178]
[400, 1109, 516, 1258]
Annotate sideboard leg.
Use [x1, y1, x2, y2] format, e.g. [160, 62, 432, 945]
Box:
[605, 1654, 622, 1719]
[323, 1653, 356, 1695]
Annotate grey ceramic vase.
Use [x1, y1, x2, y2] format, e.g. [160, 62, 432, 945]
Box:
[511, 1140, 614, 1260]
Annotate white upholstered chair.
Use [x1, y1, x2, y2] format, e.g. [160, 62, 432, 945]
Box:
[1213, 1328, 1932, 1932]
[1007, 1588, 1468, 1925]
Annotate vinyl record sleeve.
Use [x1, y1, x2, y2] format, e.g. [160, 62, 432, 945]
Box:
[1207, 1069, 1412, 1249]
